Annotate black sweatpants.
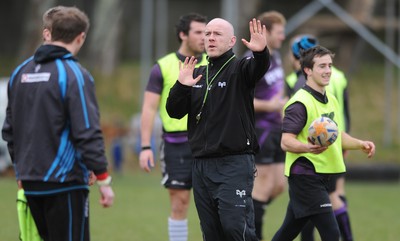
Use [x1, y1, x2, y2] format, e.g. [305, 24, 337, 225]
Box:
[192, 154, 258, 241]
[272, 203, 339, 241]
[272, 174, 340, 241]
[26, 189, 90, 241]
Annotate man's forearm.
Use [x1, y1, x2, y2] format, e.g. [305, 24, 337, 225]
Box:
[166, 81, 191, 119]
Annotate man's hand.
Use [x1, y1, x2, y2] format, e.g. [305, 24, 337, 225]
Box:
[88, 171, 97, 186]
[178, 56, 202, 86]
[241, 18, 267, 52]
[269, 95, 288, 112]
[139, 149, 154, 172]
[360, 140, 375, 158]
[307, 141, 328, 154]
[99, 185, 114, 208]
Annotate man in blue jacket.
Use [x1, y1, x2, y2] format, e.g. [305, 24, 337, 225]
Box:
[2, 6, 114, 241]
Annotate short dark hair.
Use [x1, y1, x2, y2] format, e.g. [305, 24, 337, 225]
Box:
[175, 13, 207, 43]
[43, 6, 90, 44]
[300, 45, 335, 78]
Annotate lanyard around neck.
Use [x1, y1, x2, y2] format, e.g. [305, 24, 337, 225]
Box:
[196, 55, 235, 124]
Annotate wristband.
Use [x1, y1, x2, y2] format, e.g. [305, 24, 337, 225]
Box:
[141, 146, 151, 151]
[96, 176, 112, 186]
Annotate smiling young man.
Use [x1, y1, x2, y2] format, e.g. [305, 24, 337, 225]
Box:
[271, 45, 375, 241]
[287, 35, 354, 241]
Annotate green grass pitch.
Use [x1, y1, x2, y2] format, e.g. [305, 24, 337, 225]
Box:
[0, 171, 399, 241]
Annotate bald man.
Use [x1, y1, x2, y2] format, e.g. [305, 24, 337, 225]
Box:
[167, 18, 270, 241]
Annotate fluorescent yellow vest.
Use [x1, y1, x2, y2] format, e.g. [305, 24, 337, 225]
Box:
[286, 72, 297, 90]
[158, 53, 207, 132]
[327, 67, 347, 131]
[17, 189, 43, 241]
[284, 88, 346, 176]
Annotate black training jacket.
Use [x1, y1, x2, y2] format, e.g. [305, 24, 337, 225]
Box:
[166, 48, 270, 158]
[2, 45, 107, 191]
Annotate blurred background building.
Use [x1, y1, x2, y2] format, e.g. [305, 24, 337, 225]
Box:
[0, 0, 398, 74]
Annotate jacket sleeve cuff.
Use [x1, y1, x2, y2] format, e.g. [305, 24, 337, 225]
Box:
[252, 47, 269, 57]
[175, 80, 192, 91]
[95, 171, 109, 181]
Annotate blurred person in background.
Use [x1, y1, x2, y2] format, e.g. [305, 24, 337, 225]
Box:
[138, 13, 208, 241]
[2, 6, 114, 241]
[286, 35, 353, 241]
[244, 10, 288, 240]
[0, 79, 12, 173]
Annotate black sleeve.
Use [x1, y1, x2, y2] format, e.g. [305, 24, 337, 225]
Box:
[66, 67, 108, 175]
[146, 64, 163, 94]
[282, 102, 307, 135]
[166, 80, 192, 119]
[241, 48, 270, 87]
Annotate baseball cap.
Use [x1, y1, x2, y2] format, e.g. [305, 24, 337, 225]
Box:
[291, 36, 318, 59]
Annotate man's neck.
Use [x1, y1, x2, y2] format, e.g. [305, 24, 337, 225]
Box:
[178, 46, 200, 58]
[267, 45, 278, 55]
[306, 80, 325, 95]
[50, 41, 76, 56]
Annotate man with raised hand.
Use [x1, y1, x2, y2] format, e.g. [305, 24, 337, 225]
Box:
[167, 18, 270, 241]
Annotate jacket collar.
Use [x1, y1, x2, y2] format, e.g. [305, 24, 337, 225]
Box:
[207, 49, 235, 68]
[303, 84, 328, 104]
[176, 51, 204, 63]
[34, 44, 76, 63]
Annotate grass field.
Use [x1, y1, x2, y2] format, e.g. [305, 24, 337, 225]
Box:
[1, 168, 399, 241]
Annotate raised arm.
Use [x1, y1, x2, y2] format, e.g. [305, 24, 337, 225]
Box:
[166, 56, 202, 119]
[241, 18, 267, 52]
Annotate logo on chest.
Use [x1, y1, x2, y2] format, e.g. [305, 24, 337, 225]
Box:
[21, 72, 51, 83]
[218, 81, 227, 88]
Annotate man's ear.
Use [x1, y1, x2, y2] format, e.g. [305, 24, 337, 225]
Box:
[43, 29, 51, 43]
[304, 67, 312, 76]
[76, 32, 86, 44]
[229, 36, 236, 48]
[179, 31, 187, 42]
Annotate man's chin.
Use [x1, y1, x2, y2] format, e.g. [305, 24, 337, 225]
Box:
[206, 52, 217, 58]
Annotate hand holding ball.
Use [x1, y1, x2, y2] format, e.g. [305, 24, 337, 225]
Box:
[308, 117, 338, 147]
